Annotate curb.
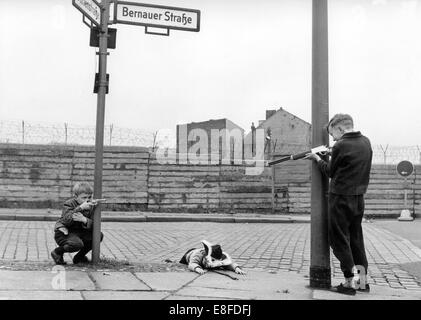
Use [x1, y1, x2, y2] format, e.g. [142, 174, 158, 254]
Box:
[0, 214, 310, 224]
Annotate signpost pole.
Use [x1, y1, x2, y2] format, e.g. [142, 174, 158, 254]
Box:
[309, 0, 331, 288]
[92, 0, 110, 264]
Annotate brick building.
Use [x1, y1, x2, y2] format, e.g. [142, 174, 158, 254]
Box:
[245, 108, 311, 158]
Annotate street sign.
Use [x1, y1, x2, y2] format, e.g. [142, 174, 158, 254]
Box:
[114, 1, 200, 32]
[90, 27, 117, 49]
[72, 0, 101, 27]
[94, 73, 110, 94]
[397, 160, 414, 177]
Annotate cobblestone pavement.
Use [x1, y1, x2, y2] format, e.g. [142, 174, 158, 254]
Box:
[0, 220, 421, 291]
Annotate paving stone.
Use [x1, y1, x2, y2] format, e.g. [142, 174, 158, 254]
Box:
[83, 291, 169, 300]
[0, 221, 420, 292]
[134, 272, 197, 291]
[0, 270, 95, 291]
[89, 272, 150, 291]
[0, 290, 83, 300]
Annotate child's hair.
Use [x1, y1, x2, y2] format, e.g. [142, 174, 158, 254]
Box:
[210, 245, 223, 260]
[327, 114, 354, 132]
[72, 182, 93, 196]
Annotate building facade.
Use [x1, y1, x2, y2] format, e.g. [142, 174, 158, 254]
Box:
[245, 108, 311, 159]
[176, 119, 245, 162]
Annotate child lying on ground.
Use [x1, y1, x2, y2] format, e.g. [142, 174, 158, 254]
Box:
[180, 240, 246, 275]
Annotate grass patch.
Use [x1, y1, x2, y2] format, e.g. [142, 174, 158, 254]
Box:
[0, 258, 189, 273]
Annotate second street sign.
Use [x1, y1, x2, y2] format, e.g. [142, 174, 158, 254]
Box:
[115, 1, 200, 32]
[72, 0, 101, 26]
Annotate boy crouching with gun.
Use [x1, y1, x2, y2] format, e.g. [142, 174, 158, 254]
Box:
[51, 182, 105, 265]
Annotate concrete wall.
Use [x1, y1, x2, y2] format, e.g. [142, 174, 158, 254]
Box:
[0, 144, 269, 213]
[0, 144, 419, 217]
[0, 144, 149, 210]
[272, 161, 421, 218]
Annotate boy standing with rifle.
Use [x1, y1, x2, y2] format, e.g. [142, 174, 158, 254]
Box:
[305, 114, 372, 295]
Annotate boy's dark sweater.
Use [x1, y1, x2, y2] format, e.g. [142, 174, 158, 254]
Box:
[317, 131, 372, 195]
[54, 198, 94, 232]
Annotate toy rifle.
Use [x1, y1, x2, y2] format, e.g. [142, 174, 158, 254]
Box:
[88, 198, 107, 203]
[268, 145, 331, 166]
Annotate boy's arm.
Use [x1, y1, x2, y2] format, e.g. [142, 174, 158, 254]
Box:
[81, 213, 94, 230]
[317, 145, 340, 178]
[188, 262, 205, 274]
[83, 204, 99, 229]
[316, 158, 331, 177]
[187, 251, 206, 274]
[220, 253, 245, 274]
[60, 200, 83, 226]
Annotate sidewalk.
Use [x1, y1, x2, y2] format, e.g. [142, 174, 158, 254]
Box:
[0, 209, 421, 300]
[0, 208, 311, 223]
[0, 267, 420, 300]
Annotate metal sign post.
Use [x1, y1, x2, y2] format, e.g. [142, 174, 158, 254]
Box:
[92, 0, 110, 264]
[72, 1, 200, 264]
[309, 0, 331, 289]
[396, 160, 414, 221]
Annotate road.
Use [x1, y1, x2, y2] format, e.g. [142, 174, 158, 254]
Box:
[0, 220, 421, 290]
[372, 219, 421, 282]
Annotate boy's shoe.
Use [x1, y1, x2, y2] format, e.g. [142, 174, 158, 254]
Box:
[51, 250, 66, 265]
[73, 254, 89, 264]
[333, 283, 356, 296]
[356, 283, 370, 292]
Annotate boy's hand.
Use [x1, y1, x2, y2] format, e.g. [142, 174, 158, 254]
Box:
[235, 267, 246, 275]
[195, 268, 206, 275]
[72, 212, 88, 224]
[304, 152, 321, 162]
[79, 200, 95, 211]
[58, 227, 68, 235]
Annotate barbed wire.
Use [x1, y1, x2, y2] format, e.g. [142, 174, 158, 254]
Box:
[0, 120, 175, 149]
[0, 120, 419, 164]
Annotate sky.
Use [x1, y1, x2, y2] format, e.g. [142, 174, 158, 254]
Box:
[0, 0, 421, 147]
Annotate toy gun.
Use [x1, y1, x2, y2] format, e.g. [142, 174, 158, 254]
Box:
[268, 145, 331, 166]
[88, 198, 107, 204]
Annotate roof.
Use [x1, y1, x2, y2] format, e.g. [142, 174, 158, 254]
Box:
[178, 118, 244, 132]
[257, 107, 311, 129]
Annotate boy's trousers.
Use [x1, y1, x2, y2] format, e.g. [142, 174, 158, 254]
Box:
[328, 193, 368, 278]
[55, 230, 104, 257]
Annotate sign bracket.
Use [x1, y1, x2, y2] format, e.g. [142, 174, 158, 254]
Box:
[82, 15, 94, 29]
[145, 26, 170, 36]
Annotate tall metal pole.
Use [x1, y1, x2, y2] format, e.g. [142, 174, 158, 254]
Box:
[92, 0, 110, 264]
[309, 0, 331, 288]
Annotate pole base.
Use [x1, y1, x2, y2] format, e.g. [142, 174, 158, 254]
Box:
[309, 266, 331, 289]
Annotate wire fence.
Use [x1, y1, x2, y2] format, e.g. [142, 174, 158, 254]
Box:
[0, 120, 176, 150]
[372, 144, 421, 165]
[0, 120, 420, 164]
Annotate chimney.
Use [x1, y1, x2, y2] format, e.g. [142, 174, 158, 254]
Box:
[266, 109, 276, 119]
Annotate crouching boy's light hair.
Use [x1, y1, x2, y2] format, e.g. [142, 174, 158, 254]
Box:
[72, 182, 93, 196]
